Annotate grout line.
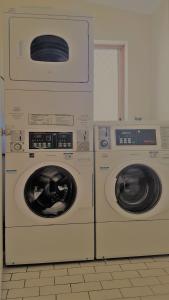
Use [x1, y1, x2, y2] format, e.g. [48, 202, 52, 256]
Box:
[118, 288, 123, 298]
[148, 285, 156, 296]
[99, 279, 104, 289]
[128, 278, 134, 287]
[88, 290, 91, 300]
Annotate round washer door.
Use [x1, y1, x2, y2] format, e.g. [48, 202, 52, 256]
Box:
[115, 164, 161, 214]
[24, 165, 77, 218]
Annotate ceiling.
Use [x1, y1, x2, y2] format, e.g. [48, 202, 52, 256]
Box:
[87, 0, 163, 14]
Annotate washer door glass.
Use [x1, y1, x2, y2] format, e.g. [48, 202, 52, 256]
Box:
[115, 164, 161, 214]
[24, 165, 77, 218]
[30, 35, 69, 62]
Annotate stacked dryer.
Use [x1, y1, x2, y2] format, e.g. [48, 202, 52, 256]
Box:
[3, 9, 94, 265]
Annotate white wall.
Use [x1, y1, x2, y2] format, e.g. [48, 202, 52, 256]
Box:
[0, 132, 2, 299]
[0, 3, 3, 289]
[0, 79, 3, 298]
[151, 0, 169, 120]
[0, 0, 153, 120]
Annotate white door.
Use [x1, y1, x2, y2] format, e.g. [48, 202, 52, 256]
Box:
[9, 17, 89, 83]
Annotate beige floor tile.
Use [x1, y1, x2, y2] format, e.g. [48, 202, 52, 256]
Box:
[80, 261, 106, 267]
[146, 262, 169, 269]
[139, 269, 167, 277]
[54, 262, 81, 269]
[121, 263, 147, 270]
[7, 299, 22, 300]
[40, 284, 71, 295]
[41, 269, 67, 278]
[112, 270, 140, 279]
[71, 281, 102, 292]
[7, 287, 39, 298]
[84, 272, 112, 282]
[105, 258, 130, 265]
[25, 277, 54, 287]
[27, 264, 54, 271]
[89, 288, 121, 300]
[121, 286, 153, 297]
[57, 292, 90, 300]
[68, 266, 95, 275]
[11, 271, 39, 281]
[158, 275, 169, 284]
[113, 298, 140, 300]
[2, 274, 12, 281]
[2, 290, 8, 300]
[94, 265, 121, 273]
[151, 283, 169, 294]
[131, 276, 160, 286]
[130, 257, 154, 263]
[153, 256, 169, 262]
[24, 296, 55, 300]
[3, 266, 27, 273]
[55, 274, 84, 284]
[141, 295, 169, 300]
[164, 268, 169, 274]
[2, 280, 24, 289]
[4, 256, 169, 300]
[101, 279, 131, 289]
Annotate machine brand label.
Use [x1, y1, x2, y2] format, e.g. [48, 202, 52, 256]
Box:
[149, 151, 159, 158]
[6, 169, 17, 173]
[100, 166, 110, 170]
[64, 153, 73, 159]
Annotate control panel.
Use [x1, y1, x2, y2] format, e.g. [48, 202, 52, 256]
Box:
[29, 132, 73, 149]
[97, 125, 160, 151]
[115, 129, 157, 146]
[7, 129, 92, 152]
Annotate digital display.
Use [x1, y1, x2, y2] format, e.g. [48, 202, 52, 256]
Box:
[116, 129, 157, 146]
[29, 132, 73, 149]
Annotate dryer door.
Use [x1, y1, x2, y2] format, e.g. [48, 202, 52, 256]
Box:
[24, 165, 77, 218]
[9, 17, 89, 83]
[115, 164, 161, 214]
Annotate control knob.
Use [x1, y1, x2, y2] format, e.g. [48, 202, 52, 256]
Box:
[100, 139, 109, 148]
[13, 143, 22, 151]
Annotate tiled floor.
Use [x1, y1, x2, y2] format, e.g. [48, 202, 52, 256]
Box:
[2, 256, 169, 300]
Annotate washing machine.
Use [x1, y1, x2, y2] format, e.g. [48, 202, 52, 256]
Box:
[95, 121, 169, 259]
[5, 128, 94, 265]
[3, 10, 93, 92]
